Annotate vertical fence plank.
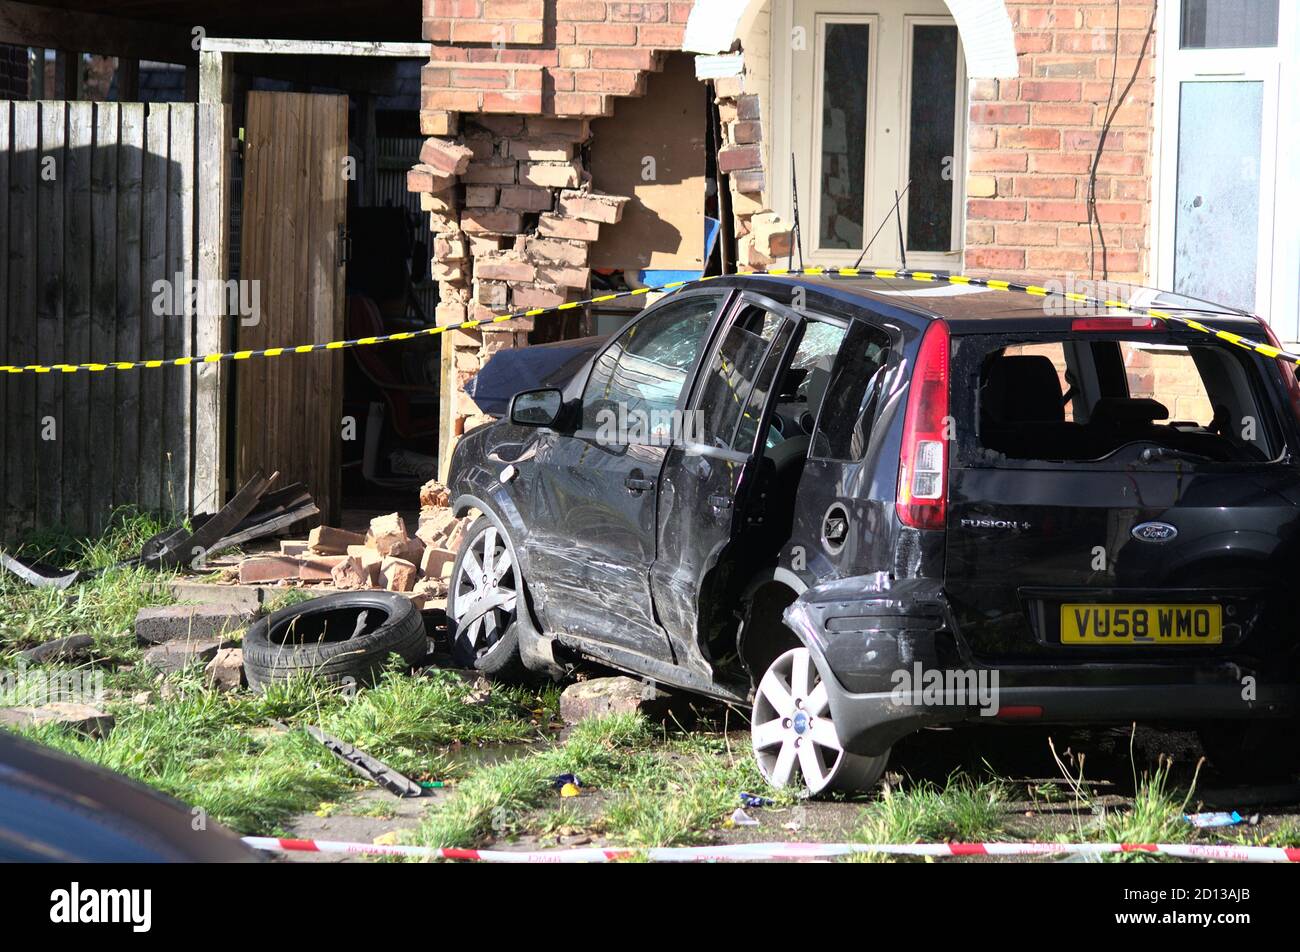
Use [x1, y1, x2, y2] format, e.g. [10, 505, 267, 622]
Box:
[36, 101, 65, 529]
[114, 103, 144, 515]
[164, 104, 194, 516]
[194, 101, 226, 515]
[138, 102, 168, 514]
[0, 102, 10, 532]
[6, 102, 38, 537]
[90, 102, 119, 534]
[61, 100, 93, 535]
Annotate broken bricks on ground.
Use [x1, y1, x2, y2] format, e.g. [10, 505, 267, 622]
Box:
[234, 478, 467, 610]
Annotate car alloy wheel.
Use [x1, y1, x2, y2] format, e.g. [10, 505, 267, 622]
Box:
[751, 646, 887, 795]
[451, 523, 518, 662]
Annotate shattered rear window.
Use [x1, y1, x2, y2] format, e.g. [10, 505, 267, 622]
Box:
[972, 335, 1279, 463]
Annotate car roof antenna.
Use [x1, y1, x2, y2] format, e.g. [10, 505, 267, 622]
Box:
[894, 188, 907, 271]
[851, 180, 912, 271]
[788, 152, 805, 272]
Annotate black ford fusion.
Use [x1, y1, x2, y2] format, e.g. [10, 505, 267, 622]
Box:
[444, 273, 1300, 794]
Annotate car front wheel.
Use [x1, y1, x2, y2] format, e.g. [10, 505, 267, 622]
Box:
[751, 646, 889, 796]
[449, 515, 528, 679]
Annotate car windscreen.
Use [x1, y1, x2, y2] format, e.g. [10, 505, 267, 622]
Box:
[958, 334, 1283, 464]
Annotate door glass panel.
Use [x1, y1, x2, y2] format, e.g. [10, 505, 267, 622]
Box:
[819, 22, 870, 249]
[1172, 81, 1263, 311]
[907, 24, 959, 253]
[582, 296, 719, 438]
[696, 307, 784, 449]
[811, 321, 891, 460]
[1180, 0, 1278, 49]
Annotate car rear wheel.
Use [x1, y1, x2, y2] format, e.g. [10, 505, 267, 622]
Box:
[1198, 721, 1300, 781]
[751, 646, 889, 796]
[449, 516, 528, 679]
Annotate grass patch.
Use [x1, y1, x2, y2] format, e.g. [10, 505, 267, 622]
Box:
[16, 665, 546, 834]
[1089, 755, 1199, 856]
[852, 774, 1008, 856]
[0, 508, 178, 662]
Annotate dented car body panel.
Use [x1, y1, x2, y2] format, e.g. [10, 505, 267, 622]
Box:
[450, 273, 1300, 753]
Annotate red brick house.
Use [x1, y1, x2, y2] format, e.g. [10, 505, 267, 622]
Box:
[406, 0, 1299, 463]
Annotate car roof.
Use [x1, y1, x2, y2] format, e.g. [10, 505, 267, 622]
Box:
[702, 272, 1261, 334]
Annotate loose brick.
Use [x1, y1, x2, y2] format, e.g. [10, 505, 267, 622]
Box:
[367, 512, 411, 557]
[499, 185, 554, 211]
[462, 209, 526, 234]
[417, 507, 460, 547]
[464, 185, 498, 206]
[525, 237, 589, 266]
[331, 555, 372, 591]
[507, 138, 575, 162]
[380, 557, 419, 593]
[519, 160, 582, 188]
[299, 554, 348, 581]
[420, 547, 458, 581]
[556, 189, 628, 223]
[537, 213, 600, 241]
[135, 604, 255, 646]
[512, 285, 568, 309]
[238, 556, 301, 585]
[420, 137, 475, 175]
[538, 265, 590, 289]
[309, 525, 366, 555]
[407, 164, 456, 193]
[477, 257, 537, 282]
[461, 160, 517, 185]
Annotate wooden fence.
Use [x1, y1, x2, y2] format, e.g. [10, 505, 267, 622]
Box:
[0, 99, 222, 540]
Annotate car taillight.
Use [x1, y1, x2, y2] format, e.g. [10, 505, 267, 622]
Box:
[896, 320, 950, 530]
[1256, 318, 1300, 424]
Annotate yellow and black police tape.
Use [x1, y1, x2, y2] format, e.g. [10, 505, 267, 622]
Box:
[2, 267, 1294, 375]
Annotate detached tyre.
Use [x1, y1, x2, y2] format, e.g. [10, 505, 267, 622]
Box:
[242, 591, 427, 690]
[449, 516, 529, 680]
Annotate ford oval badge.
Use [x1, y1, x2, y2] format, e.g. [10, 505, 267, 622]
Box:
[1132, 521, 1178, 543]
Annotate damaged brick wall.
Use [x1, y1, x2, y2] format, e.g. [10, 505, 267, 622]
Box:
[408, 115, 630, 444]
[964, 0, 1157, 283]
[713, 72, 792, 270]
[407, 1, 803, 466]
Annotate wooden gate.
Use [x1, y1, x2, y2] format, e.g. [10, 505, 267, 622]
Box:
[235, 91, 348, 524]
[0, 99, 221, 539]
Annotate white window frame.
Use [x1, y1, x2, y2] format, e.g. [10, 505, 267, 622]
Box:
[1153, 1, 1298, 339]
[808, 12, 881, 260]
[770, 0, 967, 269]
[898, 14, 967, 261]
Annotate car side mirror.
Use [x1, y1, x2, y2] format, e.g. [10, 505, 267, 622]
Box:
[510, 388, 564, 428]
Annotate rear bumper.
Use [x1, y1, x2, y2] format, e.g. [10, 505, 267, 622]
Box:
[783, 575, 1298, 757]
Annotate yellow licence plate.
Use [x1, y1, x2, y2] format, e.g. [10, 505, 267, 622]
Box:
[1060, 604, 1222, 645]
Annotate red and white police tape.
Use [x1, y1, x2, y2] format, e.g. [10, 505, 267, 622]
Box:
[242, 836, 1300, 863]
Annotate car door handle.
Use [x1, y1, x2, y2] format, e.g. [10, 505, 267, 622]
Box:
[625, 477, 655, 493]
[708, 494, 733, 511]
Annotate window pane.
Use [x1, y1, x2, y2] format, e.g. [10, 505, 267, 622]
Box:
[697, 308, 784, 449]
[811, 321, 890, 460]
[1173, 81, 1262, 312]
[819, 22, 870, 249]
[1180, 0, 1278, 49]
[582, 297, 718, 436]
[907, 25, 959, 253]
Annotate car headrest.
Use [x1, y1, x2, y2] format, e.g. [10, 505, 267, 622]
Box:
[982, 355, 1064, 423]
[1089, 397, 1170, 427]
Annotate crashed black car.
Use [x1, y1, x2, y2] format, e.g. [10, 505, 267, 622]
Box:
[446, 274, 1300, 794]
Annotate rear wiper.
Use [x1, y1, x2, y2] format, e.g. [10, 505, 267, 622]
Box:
[1138, 446, 1213, 465]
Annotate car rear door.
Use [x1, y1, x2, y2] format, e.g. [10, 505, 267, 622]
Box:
[525, 290, 731, 662]
[651, 293, 803, 672]
[944, 323, 1300, 664]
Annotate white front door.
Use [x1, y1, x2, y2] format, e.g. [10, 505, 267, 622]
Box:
[772, 0, 967, 270]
